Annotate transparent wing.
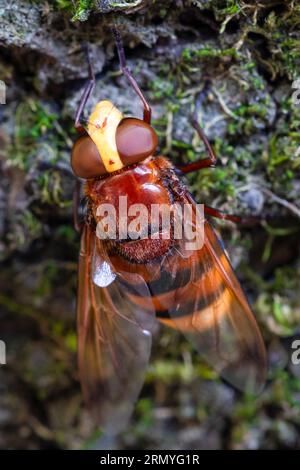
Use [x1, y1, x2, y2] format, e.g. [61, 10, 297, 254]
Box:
[112, 200, 267, 394]
[162, 220, 267, 393]
[77, 226, 155, 435]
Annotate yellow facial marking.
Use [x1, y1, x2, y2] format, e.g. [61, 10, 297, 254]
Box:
[87, 100, 124, 173]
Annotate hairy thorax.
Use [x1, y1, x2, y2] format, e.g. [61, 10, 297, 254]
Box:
[86, 157, 181, 263]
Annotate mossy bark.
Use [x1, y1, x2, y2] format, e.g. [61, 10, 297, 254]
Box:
[0, 0, 300, 449]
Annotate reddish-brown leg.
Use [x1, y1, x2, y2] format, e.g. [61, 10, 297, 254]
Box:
[204, 205, 261, 226]
[74, 45, 96, 133]
[73, 46, 95, 231]
[73, 179, 83, 233]
[72, 45, 94, 232]
[181, 87, 261, 225]
[178, 83, 216, 174]
[112, 27, 152, 124]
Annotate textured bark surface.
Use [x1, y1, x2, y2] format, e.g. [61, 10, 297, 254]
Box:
[0, 0, 300, 449]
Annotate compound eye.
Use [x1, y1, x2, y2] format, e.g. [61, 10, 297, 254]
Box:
[116, 118, 158, 165]
[71, 136, 107, 179]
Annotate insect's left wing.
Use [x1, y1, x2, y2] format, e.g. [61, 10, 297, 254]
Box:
[77, 226, 155, 435]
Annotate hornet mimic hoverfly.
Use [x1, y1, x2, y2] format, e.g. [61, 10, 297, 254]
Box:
[70, 29, 267, 435]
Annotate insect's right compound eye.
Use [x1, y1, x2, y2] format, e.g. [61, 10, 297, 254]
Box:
[71, 136, 107, 179]
[115, 118, 158, 165]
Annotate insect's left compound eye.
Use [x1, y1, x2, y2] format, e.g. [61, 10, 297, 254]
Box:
[116, 118, 158, 165]
[71, 136, 107, 179]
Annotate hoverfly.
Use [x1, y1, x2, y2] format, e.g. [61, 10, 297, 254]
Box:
[71, 30, 267, 435]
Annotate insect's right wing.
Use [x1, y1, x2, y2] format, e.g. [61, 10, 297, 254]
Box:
[77, 226, 155, 435]
[116, 209, 267, 394]
[158, 217, 267, 394]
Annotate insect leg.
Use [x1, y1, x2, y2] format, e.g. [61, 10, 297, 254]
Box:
[204, 205, 261, 226]
[178, 83, 217, 174]
[73, 179, 85, 233]
[112, 27, 151, 124]
[75, 45, 96, 133]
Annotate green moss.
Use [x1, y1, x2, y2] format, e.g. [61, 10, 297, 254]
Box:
[130, 398, 155, 436]
[21, 210, 43, 240]
[7, 99, 57, 170]
[279, 38, 300, 80]
[82, 430, 103, 449]
[54, 0, 150, 19]
[147, 360, 191, 384]
[55, 0, 95, 21]
[247, 261, 300, 337]
[55, 225, 77, 243]
[7, 99, 72, 209]
[234, 394, 260, 422]
[231, 367, 300, 448]
[64, 332, 77, 352]
[182, 46, 239, 62]
[266, 101, 300, 187]
[149, 77, 174, 99]
[3, 0, 300, 449]
[109, 0, 145, 8]
[34, 260, 60, 298]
